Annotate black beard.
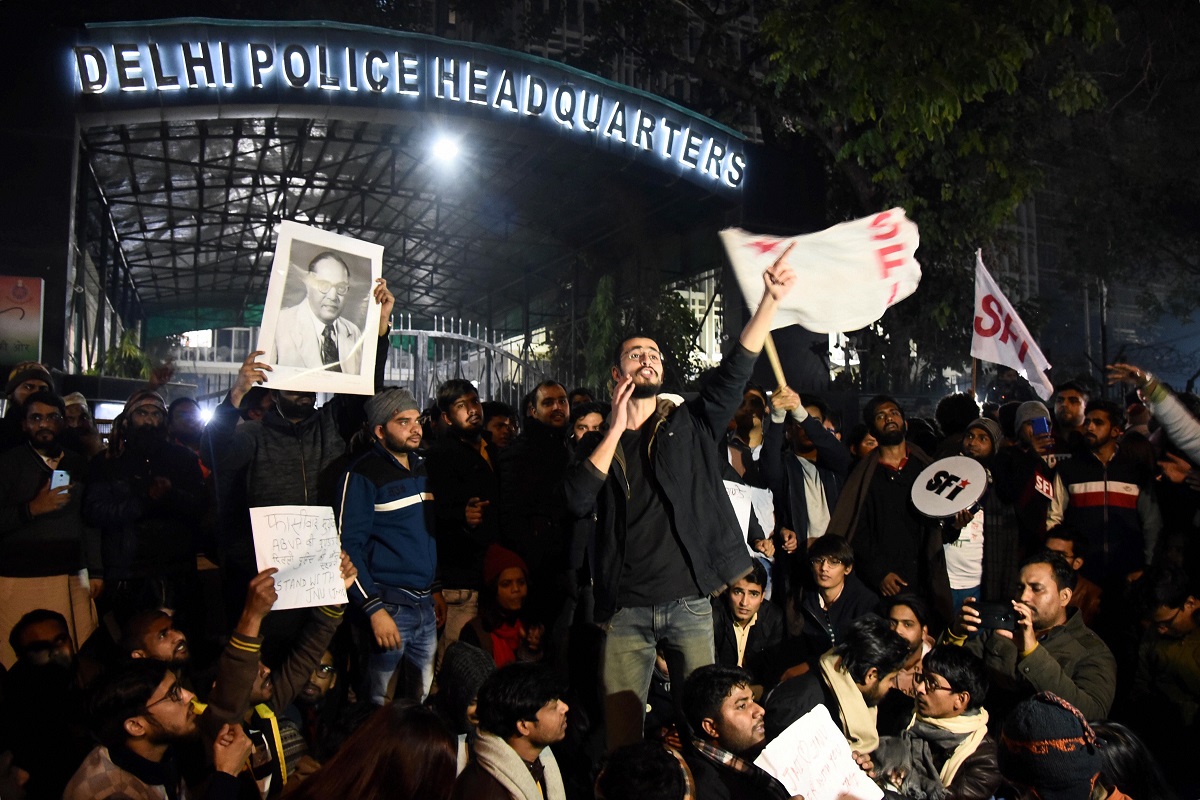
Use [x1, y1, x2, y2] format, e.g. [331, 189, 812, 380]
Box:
[875, 427, 906, 447]
[631, 383, 660, 400]
[277, 397, 317, 420]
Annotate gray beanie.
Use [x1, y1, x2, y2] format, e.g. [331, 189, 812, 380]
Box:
[965, 417, 1005, 448]
[365, 387, 420, 429]
[1014, 401, 1051, 432]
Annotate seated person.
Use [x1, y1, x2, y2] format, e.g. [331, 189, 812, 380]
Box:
[121, 608, 192, 668]
[63, 660, 251, 799]
[948, 550, 1116, 721]
[284, 637, 373, 768]
[1044, 527, 1102, 627]
[765, 614, 909, 754]
[681, 665, 791, 800]
[451, 662, 568, 800]
[1131, 566, 1200, 735]
[711, 561, 784, 690]
[1, 609, 96, 799]
[779, 534, 877, 681]
[596, 740, 695, 800]
[459, 544, 544, 668]
[428, 641, 496, 774]
[874, 646, 1001, 800]
[875, 593, 935, 736]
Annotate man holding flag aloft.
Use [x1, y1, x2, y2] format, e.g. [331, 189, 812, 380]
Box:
[564, 249, 797, 751]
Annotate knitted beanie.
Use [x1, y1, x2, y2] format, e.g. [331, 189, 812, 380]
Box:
[482, 543, 528, 587]
[998, 692, 1101, 800]
[439, 641, 496, 732]
[365, 387, 420, 429]
[5, 362, 53, 396]
[965, 417, 1005, 449]
[1014, 401, 1051, 433]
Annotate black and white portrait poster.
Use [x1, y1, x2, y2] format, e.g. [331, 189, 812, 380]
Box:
[256, 221, 383, 395]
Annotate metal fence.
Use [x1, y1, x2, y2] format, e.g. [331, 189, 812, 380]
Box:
[382, 314, 550, 408]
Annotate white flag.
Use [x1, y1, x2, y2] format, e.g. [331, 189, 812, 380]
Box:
[719, 208, 921, 333]
[970, 250, 1054, 400]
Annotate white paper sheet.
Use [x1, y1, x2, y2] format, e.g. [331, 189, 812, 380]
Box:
[250, 505, 348, 610]
[753, 704, 884, 800]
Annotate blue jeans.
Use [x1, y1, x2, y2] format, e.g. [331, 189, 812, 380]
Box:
[602, 596, 716, 749]
[368, 589, 437, 706]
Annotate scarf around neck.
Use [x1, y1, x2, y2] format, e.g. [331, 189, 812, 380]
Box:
[818, 650, 879, 753]
[906, 707, 989, 787]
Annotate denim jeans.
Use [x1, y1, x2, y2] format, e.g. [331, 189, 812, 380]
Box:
[602, 595, 716, 749]
[368, 589, 438, 706]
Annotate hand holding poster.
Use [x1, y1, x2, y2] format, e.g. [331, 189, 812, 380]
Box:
[255, 221, 384, 396]
[753, 705, 884, 800]
[251, 505, 348, 610]
[720, 208, 921, 333]
[970, 250, 1054, 400]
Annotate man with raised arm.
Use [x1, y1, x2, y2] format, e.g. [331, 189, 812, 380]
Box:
[564, 250, 796, 749]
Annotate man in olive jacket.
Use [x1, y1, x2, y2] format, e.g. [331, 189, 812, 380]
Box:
[564, 256, 796, 749]
[947, 551, 1116, 722]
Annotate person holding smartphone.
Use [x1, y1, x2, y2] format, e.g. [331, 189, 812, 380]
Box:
[0, 390, 100, 668]
[944, 550, 1116, 722]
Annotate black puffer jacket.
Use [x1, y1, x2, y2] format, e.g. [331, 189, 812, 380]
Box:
[564, 345, 757, 624]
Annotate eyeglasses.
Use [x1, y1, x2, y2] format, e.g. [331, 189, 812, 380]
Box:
[914, 673, 956, 693]
[810, 557, 843, 567]
[26, 413, 63, 425]
[624, 349, 662, 364]
[146, 680, 185, 709]
[307, 277, 350, 296]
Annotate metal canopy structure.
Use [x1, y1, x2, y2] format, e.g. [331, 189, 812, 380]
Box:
[74, 20, 747, 341]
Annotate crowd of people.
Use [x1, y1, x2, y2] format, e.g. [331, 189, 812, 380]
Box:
[0, 264, 1197, 800]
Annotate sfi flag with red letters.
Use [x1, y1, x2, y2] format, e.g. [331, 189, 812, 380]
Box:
[720, 208, 921, 333]
[970, 250, 1054, 400]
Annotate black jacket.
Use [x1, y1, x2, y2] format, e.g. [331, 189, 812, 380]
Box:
[84, 439, 205, 579]
[424, 433, 499, 591]
[563, 345, 758, 623]
[758, 413, 851, 538]
[0, 443, 100, 577]
[496, 418, 571, 576]
[712, 596, 784, 688]
[796, 573, 879, 662]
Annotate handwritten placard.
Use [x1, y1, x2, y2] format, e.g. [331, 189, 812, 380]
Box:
[250, 505, 348, 610]
[753, 704, 883, 800]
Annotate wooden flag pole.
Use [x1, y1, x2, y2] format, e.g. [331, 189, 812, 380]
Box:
[764, 332, 787, 389]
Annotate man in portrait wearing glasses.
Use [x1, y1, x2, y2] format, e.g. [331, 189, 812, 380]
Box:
[0, 390, 100, 668]
[274, 251, 365, 373]
[565, 254, 797, 750]
[84, 390, 206, 630]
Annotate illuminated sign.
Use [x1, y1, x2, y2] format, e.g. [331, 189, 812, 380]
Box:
[71, 21, 748, 191]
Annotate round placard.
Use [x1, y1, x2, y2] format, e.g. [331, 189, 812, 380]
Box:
[911, 456, 991, 519]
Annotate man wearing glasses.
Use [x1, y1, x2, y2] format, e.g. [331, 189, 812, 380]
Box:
[0, 390, 99, 668]
[274, 251, 365, 373]
[873, 645, 1001, 799]
[65, 659, 252, 799]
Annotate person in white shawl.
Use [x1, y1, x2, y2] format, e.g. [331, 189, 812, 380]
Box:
[874, 646, 1001, 800]
[451, 662, 568, 800]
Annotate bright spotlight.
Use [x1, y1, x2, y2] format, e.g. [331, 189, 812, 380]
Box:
[432, 136, 460, 162]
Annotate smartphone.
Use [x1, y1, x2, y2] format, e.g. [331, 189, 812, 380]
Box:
[973, 601, 1016, 631]
[1030, 417, 1051, 436]
[50, 469, 70, 489]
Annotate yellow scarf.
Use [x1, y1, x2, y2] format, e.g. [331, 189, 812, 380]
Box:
[906, 707, 989, 787]
[818, 650, 879, 753]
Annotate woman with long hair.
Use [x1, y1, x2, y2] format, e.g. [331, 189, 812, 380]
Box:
[458, 544, 543, 667]
[286, 702, 457, 800]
